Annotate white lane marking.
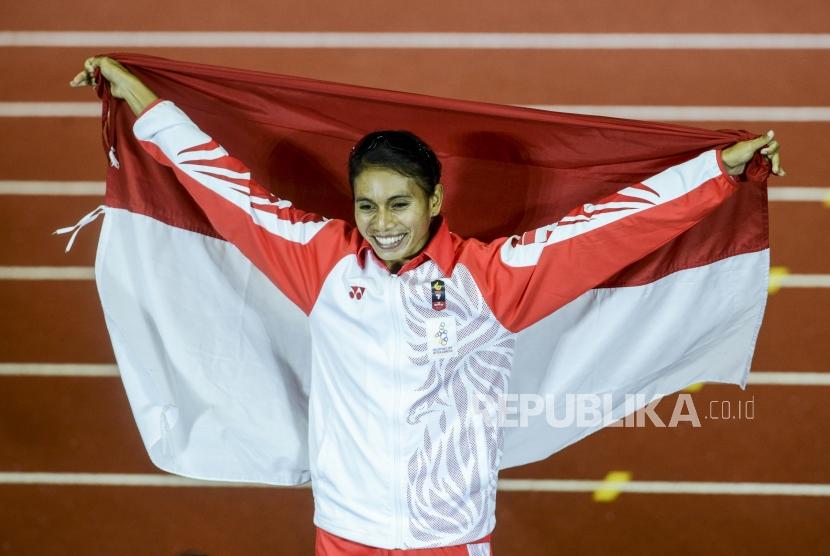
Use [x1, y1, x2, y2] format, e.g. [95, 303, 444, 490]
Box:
[497, 479, 830, 496]
[5, 266, 830, 287]
[771, 274, 830, 288]
[0, 102, 100, 117]
[0, 364, 118, 376]
[0, 267, 95, 280]
[524, 105, 830, 121]
[2, 182, 828, 203]
[2, 32, 830, 49]
[748, 372, 830, 385]
[0, 365, 826, 384]
[0, 472, 301, 488]
[3, 102, 830, 121]
[0, 472, 827, 496]
[767, 187, 830, 202]
[0, 181, 105, 195]
[3, 182, 830, 204]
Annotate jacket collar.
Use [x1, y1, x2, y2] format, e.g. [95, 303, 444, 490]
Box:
[357, 216, 456, 277]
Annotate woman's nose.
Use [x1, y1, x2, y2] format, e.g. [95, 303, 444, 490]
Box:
[375, 209, 394, 230]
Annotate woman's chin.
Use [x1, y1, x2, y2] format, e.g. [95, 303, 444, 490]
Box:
[373, 247, 413, 270]
[377, 251, 406, 264]
[373, 242, 409, 261]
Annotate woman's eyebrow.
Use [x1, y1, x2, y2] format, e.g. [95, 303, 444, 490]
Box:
[354, 194, 411, 203]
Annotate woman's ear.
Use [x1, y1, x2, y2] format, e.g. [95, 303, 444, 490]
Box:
[430, 183, 444, 217]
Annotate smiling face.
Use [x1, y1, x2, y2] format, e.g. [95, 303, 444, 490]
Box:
[353, 167, 443, 273]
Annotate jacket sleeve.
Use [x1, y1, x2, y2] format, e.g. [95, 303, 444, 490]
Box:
[132, 99, 355, 315]
[460, 149, 740, 332]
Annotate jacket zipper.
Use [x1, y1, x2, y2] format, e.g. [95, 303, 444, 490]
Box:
[389, 272, 405, 548]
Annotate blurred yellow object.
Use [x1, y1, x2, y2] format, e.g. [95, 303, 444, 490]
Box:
[593, 471, 633, 502]
[768, 266, 790, 294]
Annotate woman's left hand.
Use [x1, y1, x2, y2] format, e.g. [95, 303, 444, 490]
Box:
[721, 130, 785, 177]
[70, 56, 159, 116]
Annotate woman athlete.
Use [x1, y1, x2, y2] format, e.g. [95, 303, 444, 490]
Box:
[71, 56, 784, 556]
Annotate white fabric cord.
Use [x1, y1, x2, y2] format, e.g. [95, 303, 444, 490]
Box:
[53, 205, 107, 253]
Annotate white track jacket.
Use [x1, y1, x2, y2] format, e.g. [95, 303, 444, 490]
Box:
[133, 99, 739, 549]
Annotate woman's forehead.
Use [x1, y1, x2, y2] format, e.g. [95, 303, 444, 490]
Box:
[353, 168, 424, 202]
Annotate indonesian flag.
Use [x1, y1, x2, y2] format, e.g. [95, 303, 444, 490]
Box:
[78, 53, 768, 484]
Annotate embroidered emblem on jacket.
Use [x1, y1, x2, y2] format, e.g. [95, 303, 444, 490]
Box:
[431, 279, 446, 310]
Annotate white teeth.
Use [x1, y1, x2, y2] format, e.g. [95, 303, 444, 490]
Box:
[375, 234, 405, 247]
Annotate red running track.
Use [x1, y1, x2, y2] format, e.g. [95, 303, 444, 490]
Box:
[1, 1, 828, 554]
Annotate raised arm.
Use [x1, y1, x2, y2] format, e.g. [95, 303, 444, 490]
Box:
[460, 135, 781, 333]
[71, 56, 356, 314]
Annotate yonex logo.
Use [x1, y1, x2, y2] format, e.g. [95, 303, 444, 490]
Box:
[348, 286, 366, 300]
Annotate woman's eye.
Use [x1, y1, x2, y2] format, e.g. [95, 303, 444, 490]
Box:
[392, 203, 409, 209]
[358, 204, 374, 211]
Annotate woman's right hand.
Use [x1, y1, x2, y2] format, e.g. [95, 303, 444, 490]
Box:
[70, 56, 159, 116]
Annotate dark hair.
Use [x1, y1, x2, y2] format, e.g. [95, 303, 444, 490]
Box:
[348, 130, 442, 195]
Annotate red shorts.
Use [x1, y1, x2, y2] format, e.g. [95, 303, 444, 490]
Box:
[315, 528, 493, 556]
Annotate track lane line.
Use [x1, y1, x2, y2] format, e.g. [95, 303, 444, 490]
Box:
[0, 181, 105, 195]
[0, 363, 118, 376]
[523, 105, 830, 121]
[2, 32, 830, 49]
[1, 472, 828, 496]
[0, 266, 95, 280]
[4, 266, 830, 287]
[4, 102, 830, 121]
[0, 364, 827, 384]
[767, 187, 830, 202]
[747, 372, 830, 385]
[498, 479, 830, 496]
[3, 182, 829, 204]
[0, 102, 99, 117]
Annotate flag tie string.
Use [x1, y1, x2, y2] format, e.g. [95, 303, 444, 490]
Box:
[53, 205, 107, 253]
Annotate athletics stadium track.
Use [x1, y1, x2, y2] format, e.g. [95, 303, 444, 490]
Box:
[1, 1, 828, 554]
